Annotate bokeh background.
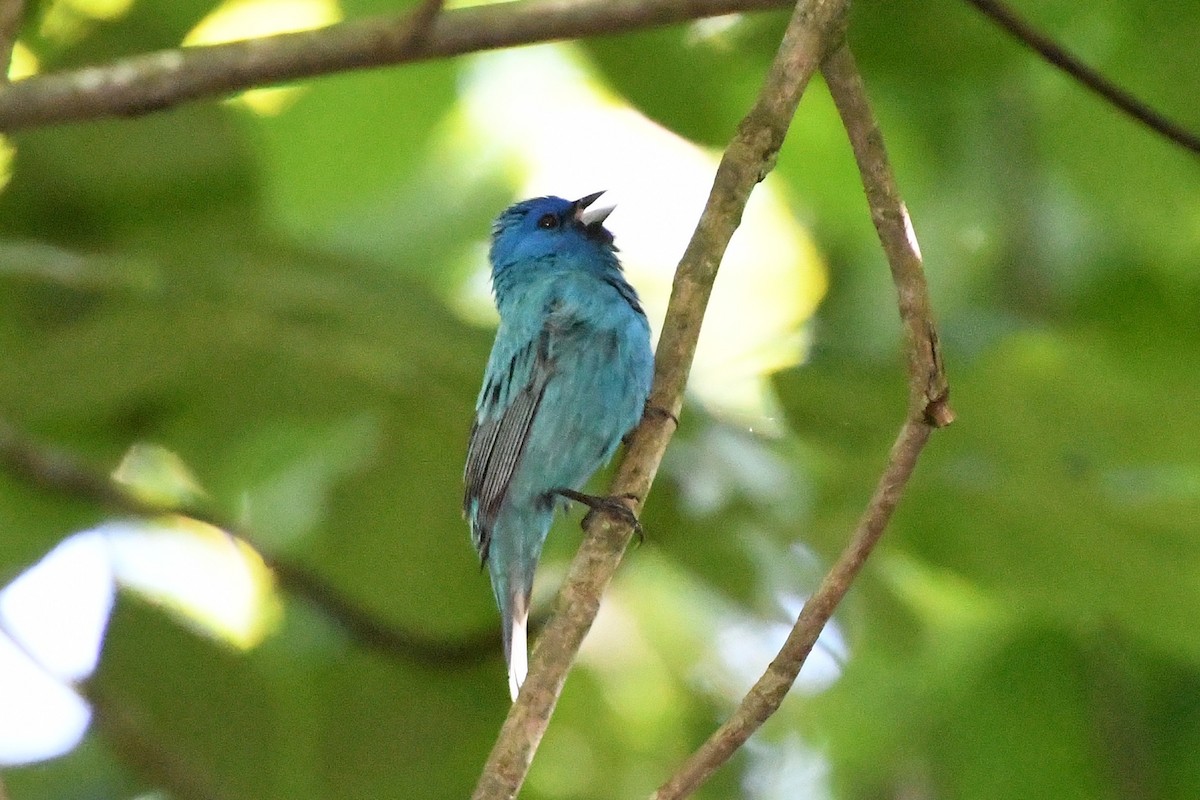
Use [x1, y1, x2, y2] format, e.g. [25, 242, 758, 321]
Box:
[1, 0, 1198, 798]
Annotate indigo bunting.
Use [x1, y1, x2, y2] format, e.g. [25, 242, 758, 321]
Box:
[464, 192, 654, 700]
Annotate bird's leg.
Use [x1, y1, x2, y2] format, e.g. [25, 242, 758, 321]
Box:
[553, 488, 644, 543]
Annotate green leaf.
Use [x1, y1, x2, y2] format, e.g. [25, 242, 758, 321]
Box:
[3, 106, 257, 239]
[812, 628, 1113, 800]
[0, 475, 103, 585]
[247, 61, 459, 248]
[93, 590, 505, 800]
[93, 594, 295, 799]
[3, 734, 138, 800]
[584, 15, 785, 148]
[777, 324, 1200, 662]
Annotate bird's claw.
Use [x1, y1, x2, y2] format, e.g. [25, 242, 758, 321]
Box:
[553, 488, 644, 543]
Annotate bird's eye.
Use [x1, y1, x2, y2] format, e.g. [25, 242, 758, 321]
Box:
[537, 213, 559, 229]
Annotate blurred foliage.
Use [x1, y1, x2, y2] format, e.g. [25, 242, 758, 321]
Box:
[3, 0, 1200, 798]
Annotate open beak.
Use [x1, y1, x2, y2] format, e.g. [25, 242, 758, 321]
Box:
[574, 191, 615, 226]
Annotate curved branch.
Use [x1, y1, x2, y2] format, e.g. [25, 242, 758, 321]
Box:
[822, 47, 953, 426]
[469, 1, 851, 798]
[0, 0, 792, 132]
[653, 420, 931, 800]
[651, 42, 953, 800]
[962, 0, 1200, 155]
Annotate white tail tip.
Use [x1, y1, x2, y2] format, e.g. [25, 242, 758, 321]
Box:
[508, 608, 528, 702]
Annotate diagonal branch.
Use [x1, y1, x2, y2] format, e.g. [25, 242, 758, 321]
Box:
[961, 0, 1200, 155]
[0, 420, 497, 668]
[470, 1, 850, 798]
[651, 42, 954, 800]
[0, 0, 793, 132]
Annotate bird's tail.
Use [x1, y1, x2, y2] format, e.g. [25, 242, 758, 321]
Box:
[487, 506, 552, 701]
[504, 591, 529, 701]
[495, 567, 535, 701]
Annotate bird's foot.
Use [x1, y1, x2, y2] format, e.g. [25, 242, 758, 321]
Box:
[553, 488, 644, 543]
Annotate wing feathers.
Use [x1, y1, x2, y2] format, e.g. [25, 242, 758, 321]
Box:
[464, 335, 551, 561]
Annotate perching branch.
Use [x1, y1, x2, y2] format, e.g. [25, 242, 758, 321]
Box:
[0, 420, 497, 668]
[961, 0, 1200, 155]
[469, 1, 850, 798]
[0, 0, 793, 132]
[651, 42, 953, 800]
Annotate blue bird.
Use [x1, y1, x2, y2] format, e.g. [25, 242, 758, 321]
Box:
[465, 192, 654, 700]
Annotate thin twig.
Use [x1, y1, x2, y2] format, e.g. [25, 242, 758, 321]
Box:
[469, 1, 850, 798]
[962, 0, 1200, 155]
[652, 420, 932, 799]
[822, 46, 953, 427]
[0, 0, 23, 84]
[0, 420, 497, 668]
[0, 0, 793, 132]
[650, 42, 953, 799]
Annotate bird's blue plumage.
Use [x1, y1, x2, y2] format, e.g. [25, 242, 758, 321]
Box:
[464, 193, 654, 700]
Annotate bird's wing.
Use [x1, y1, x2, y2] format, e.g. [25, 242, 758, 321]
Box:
[464, 333, 551, 561]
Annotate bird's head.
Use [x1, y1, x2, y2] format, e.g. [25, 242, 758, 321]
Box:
[489, 192, 617, 275]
